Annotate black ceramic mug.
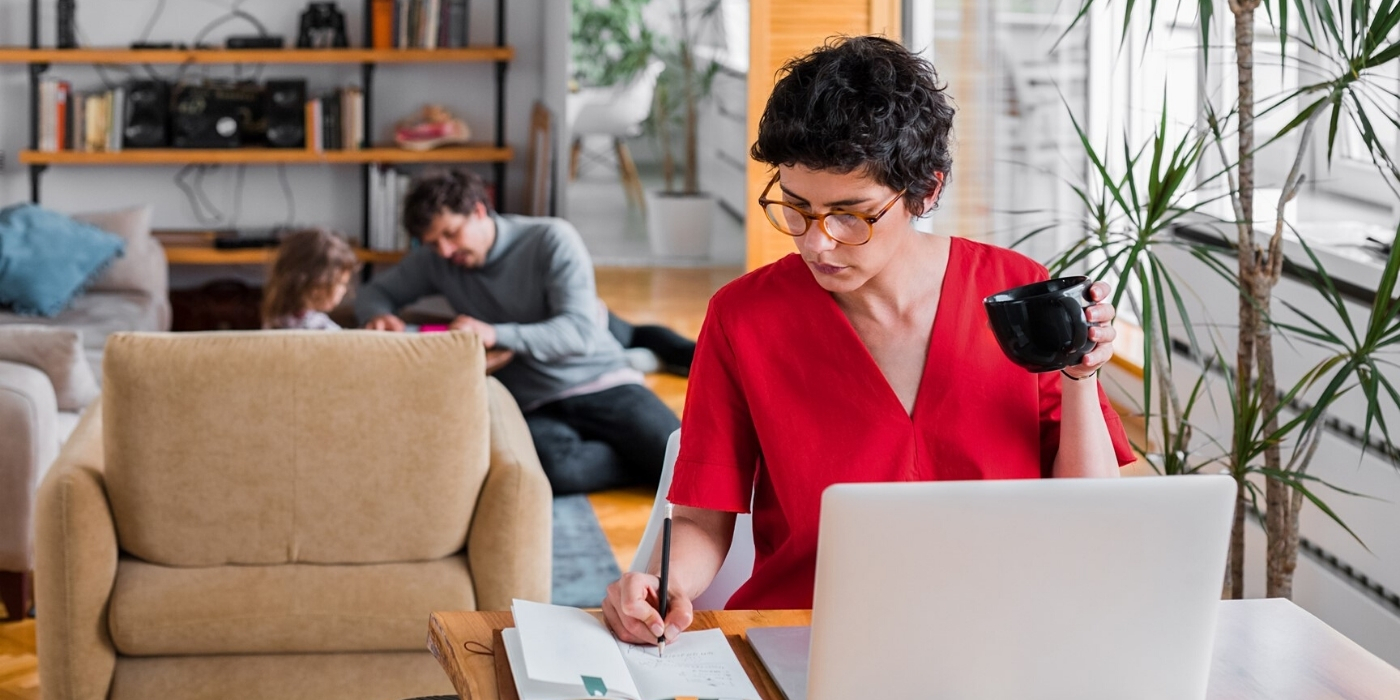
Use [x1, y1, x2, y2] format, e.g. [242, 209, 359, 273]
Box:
[983, 276, 1096, 373]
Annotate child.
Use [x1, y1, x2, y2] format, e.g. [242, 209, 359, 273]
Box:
[262, 228, 359, 330]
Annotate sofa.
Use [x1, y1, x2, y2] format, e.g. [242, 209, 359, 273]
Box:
[0, 204, 171, 620]
[35, 330, 552, 700]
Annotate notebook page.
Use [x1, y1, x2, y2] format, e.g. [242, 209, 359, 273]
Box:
[502, 628, 640, 700]
[617, 628, 762, 700]
[512, 600, 641, 698]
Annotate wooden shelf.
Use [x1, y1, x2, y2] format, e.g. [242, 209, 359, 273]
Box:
[20, 146, 513, 166]
[156, 231, 406, 266]
[0, 47, 514, 64]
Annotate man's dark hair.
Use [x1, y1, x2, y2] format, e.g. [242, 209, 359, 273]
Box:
[751, 35, 955, 217]
[403, 170, 495, 239]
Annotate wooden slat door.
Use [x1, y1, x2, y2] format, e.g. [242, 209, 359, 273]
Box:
[745, 0, 902, 270]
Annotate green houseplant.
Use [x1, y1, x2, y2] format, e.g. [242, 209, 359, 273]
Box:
[1039, 0, 1400, 599]
[571, 0, 656, 88]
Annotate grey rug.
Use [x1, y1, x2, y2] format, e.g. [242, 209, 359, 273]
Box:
[552, 494, 623, 607]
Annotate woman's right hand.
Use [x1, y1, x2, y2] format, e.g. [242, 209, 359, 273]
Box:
[602, 571, 694, 645]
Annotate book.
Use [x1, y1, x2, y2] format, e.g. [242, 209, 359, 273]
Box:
[437, 0, 451, 48]
[108, 87, 124, 152]
[341, 86, 363, 150]
[323, 91, 341, 150]
[503, 599, 761, 700]
[39, 79, 53, 151]
[425, 0, 440, 49]
[61, 82, 72, 151]
[305, 99, 322, 153]
[396, 0, 409, 48]
[84, 93, 106, 153]
[448, 0, 468, 48]
[372, 0, 394, 48]
[72, 90, 85, 152]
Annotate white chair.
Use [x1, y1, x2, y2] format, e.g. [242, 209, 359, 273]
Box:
[567, 60, 666, 208]
[629, 429, 755, 610]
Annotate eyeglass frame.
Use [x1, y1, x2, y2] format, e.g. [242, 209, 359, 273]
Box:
[756, 173, 909, 246]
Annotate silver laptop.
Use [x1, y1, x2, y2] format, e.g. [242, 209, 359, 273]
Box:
[748, 475, 1235, 700]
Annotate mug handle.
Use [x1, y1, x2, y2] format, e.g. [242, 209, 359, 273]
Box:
[1056, 288, 1091, 355]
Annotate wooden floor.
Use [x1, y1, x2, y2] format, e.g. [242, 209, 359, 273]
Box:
[0, 619, 35, 700]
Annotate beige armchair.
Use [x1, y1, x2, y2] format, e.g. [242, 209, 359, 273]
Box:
[35, 331, 552, 700]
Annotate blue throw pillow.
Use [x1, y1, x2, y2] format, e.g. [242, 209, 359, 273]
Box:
[0, 203, 126, 317]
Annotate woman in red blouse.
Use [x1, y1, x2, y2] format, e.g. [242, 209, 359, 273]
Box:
[603, 36, 1135, 645]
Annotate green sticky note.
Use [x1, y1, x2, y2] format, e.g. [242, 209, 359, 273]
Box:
[581, 675, 607, 697]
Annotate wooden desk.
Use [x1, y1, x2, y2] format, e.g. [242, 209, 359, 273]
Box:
[427, 599, 1400, 699]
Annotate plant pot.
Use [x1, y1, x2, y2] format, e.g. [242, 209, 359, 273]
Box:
[645, 191, 713, 259]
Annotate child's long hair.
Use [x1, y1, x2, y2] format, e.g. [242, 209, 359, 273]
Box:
[262, 229, 359, 326]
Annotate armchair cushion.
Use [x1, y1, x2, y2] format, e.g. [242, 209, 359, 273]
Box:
[0, 326, 98, 411]
[0, 204, 125, 317]
[109, 555, 475, 656]
[102, 331, 490, 567]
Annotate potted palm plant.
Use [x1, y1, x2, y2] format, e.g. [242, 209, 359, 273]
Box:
[644, 0, 723, 258]
[1032, 0, 1400, 601]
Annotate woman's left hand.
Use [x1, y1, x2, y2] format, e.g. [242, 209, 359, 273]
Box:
[1064, 281, 1117, 381]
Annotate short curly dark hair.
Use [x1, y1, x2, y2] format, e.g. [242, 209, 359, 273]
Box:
[751, 35, 955, 217]
[403, 169, 495, 239]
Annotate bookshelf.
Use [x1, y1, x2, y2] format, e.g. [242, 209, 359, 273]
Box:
[6, 0, 512, 262]
[19, 146, 514, 166]
[0, 47, 515, 65]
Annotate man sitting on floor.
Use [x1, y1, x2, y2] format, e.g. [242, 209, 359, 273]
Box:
[356, 169, 680, 495]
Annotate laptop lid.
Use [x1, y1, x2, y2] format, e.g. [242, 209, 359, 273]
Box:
[803, 475, 1235, 700]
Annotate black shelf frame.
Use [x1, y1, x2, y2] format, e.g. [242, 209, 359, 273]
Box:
[22, 0, 511, 255]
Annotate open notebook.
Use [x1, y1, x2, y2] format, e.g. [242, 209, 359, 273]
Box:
[504, 599, 762, 700]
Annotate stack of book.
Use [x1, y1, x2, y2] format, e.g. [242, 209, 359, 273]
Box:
[305, 86, 366, 152]
[40, 79, 127, 154]
[40, 77, 127, 153]
[371, 0, 471, 49]
[367, 166, 412, 251]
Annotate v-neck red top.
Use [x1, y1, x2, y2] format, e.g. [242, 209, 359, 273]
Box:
[667, 238, 1136, 610]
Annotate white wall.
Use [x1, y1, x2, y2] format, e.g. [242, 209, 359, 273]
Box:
[0, 0, 566, 252]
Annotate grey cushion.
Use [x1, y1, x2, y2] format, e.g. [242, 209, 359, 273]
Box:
[73, 205, 166, 297]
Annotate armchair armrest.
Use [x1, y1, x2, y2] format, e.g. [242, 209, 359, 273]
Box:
[35, 404, 119, 700]
[0, 360, 58, 572]
[467, 378, 552, 611]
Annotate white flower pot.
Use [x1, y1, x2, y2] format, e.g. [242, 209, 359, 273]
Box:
[645, 191, 713, 259]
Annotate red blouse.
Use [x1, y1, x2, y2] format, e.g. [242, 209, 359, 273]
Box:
[667, 238, 1136, 610]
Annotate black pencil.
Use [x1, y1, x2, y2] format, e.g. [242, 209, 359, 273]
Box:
[657, 503, 673, 656]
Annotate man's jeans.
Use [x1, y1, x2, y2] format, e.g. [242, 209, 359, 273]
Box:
[523, 384, 681, 495]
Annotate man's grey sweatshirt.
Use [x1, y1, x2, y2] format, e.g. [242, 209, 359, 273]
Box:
[355, 214, 629, 410]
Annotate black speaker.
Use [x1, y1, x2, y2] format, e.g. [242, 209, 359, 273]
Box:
[172, 81, 262, 149]
[123, 80, 170, 148]
[264, 80, 307, 149]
